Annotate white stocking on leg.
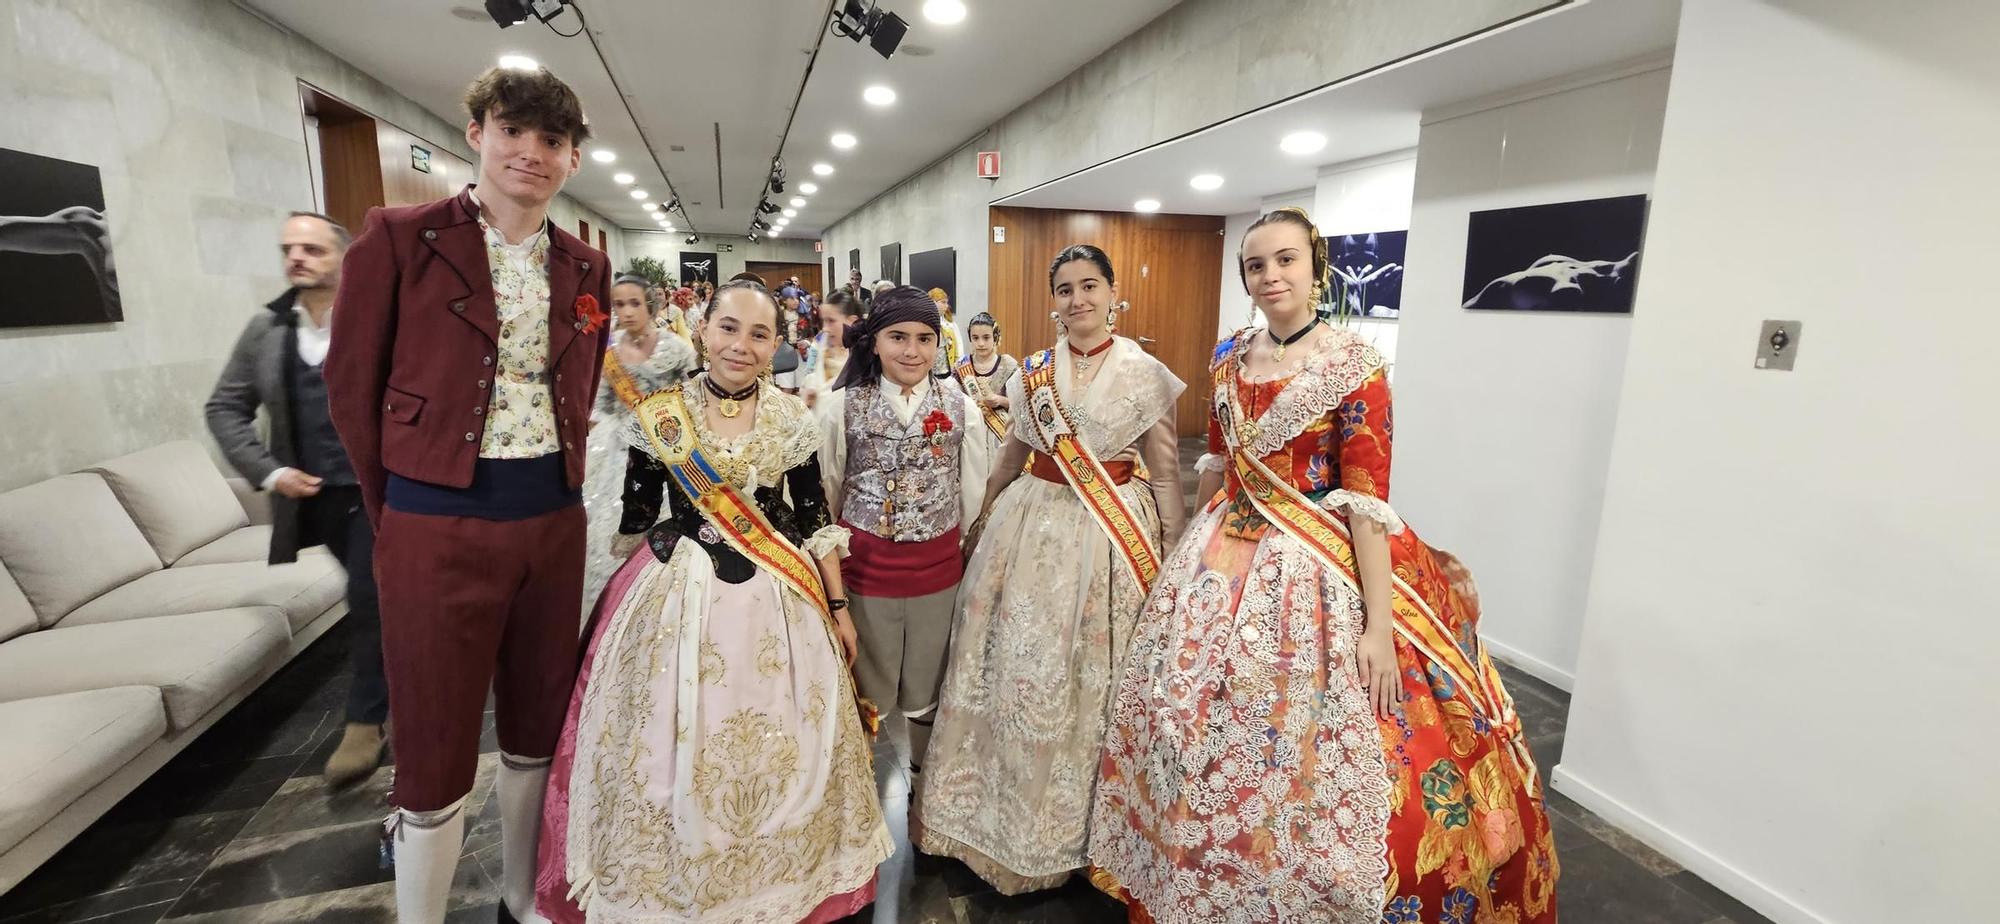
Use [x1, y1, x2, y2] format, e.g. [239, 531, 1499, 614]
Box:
[392, 798, 466, 924]
[498, 752, 553, 924]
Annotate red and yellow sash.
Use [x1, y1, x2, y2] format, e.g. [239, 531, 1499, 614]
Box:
[954, 358, 1010, 442]
[1213, 359, 1538, 793]
[1021, 348, 1160, 594]
[602, 350, 646, 412]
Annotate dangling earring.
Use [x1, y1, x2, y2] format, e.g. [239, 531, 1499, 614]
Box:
[1050, 309, 1067, 338]
[1110, 299, 1130, 333]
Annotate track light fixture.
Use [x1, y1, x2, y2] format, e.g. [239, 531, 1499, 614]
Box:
[831, 0, 908, 59]
[664, 196, 679, 213]
[768, 160, 786, 196]
[484, 0, 569, 28]
[747, 231, 760, 243]
[685, 233, 699, 245]
[757, 200, 780, 215]
[752, 218, 772, 231]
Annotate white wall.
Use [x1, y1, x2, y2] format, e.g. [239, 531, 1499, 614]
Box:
[1555, 2, 2000, 921]
[622, 232, 821, 288]
[1391, 63, 1672, 690]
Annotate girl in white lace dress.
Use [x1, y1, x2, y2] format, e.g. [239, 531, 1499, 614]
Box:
[916, 245, 1186, 893]
[580, 276, 694, 605]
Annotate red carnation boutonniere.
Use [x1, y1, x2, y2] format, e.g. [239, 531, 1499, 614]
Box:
[574, 293, 608, 334]
[922, 408, 954, 457]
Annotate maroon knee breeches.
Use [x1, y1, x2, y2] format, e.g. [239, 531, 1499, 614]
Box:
[373, 504, 585, 812]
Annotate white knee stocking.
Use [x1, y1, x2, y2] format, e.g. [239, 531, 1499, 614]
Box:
[390, 797, 466, 924]
[498, 752, 553, 924]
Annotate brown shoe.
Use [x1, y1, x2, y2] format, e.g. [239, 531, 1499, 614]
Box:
[323, 722, 385, 789]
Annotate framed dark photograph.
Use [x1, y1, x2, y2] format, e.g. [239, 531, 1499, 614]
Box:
[0, 147, 122, 328]
[848, 248, 861, 280]
[909, 247, 956, 311]
[1328, 230, 1406, 319]
[1461, 194, 1648, 313]
[880, 243, 902, 285]
[678, 250, 718, 286]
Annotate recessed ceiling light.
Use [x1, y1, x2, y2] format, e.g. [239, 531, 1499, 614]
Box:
[629, 189, 648, 199]
[1189, 173, 1224, 191]
[775, 217, 790, 225]
[613, 172, 635, 185]
[1279, 131, 1327, 155]
[863, 84, 896, 106]
[768, 228, 782, 236]
[831, 132, 857, 150]
[922, 0, 967, 25]
[811, 163, 834, 176]
[1134, 198, 1162, 213]
[789, 197, 806, 208]
[799, 182, 819, 195]
[782, 208, 797, 218]
[498, 54, 537, 71]
[592, 149, 616, 164]
[643, 204, 659, 212]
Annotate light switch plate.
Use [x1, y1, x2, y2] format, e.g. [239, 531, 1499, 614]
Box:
[1755, 320, 1802, 371]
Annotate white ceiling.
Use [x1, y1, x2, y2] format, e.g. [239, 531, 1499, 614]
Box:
[242, 0, 1182, 240]
[999, 0, 1682, 215]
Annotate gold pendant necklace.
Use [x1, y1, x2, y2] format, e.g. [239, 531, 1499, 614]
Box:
[701, 375, 757, 418]
[1270, 317, 1321, 362]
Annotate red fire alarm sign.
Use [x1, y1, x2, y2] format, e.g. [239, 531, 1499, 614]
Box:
[977, 150, 1001, 179]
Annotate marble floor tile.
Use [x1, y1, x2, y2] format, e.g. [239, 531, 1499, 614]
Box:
[1665, 872, 1777, 924]
[0, 810, 255, 915]
[100, 755, 304, 826]
[160, 857, 494, 923]
[1553, 842, 1722, 924]
[162, 819, 394, 917]
[1544, 788, 1684, 878]
[0, 878, 188, 924]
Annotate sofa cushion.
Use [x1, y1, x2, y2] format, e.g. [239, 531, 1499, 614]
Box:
[84, 441, 248, 566]
[0, 474, 162, 626]
[60, 559, 343, 633]
[0, 608, 290, 730]
[175, 525, 276, 567]
[0, 687, 167, 855]
[0, 564, 34, 644]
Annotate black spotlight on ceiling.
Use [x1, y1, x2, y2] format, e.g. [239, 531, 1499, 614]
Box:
[747, 231, 760, 243]
[664, 196, 680, 213]
[831, 0, 908, 60]
[484, 0, 569, 28]
[757, 200, 780, 215]
[751, 218, 772, 232]
[684, 233, 699, 245]
[767, 160, 786, 196]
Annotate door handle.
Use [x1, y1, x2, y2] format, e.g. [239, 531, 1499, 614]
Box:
[1138, 336, 1157, 344]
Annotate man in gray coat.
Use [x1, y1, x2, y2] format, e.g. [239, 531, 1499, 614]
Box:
[205, 211, 386, 789]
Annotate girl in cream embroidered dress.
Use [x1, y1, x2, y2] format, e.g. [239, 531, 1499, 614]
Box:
[917, 334, 1185, 893]
[536, 379, 892, 924]
[1090, 327, 1556, 924]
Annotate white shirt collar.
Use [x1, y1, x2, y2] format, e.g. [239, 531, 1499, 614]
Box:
[465, 185, 548, 251]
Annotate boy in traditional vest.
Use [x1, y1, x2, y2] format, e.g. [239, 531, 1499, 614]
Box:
[817, 286, 991, 795]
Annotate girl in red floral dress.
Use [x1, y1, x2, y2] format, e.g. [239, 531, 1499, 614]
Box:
[1091, 209, 1558, 924]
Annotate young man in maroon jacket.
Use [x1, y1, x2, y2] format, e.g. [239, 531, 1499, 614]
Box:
[324, 67, 609, 924]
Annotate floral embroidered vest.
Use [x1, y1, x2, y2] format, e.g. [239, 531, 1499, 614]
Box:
[841, 382, 964, 542]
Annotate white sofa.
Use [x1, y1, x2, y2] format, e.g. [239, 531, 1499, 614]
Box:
[0, 441, 348, 893]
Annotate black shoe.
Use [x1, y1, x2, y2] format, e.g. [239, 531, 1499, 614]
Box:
[498, 904, 520, 924]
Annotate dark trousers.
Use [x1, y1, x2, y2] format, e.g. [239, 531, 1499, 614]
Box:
[373, 503, 586, 812]
[300, 486, 387, 725]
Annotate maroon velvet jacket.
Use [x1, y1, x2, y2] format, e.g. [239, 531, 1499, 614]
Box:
[324, 187, 610, 527]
